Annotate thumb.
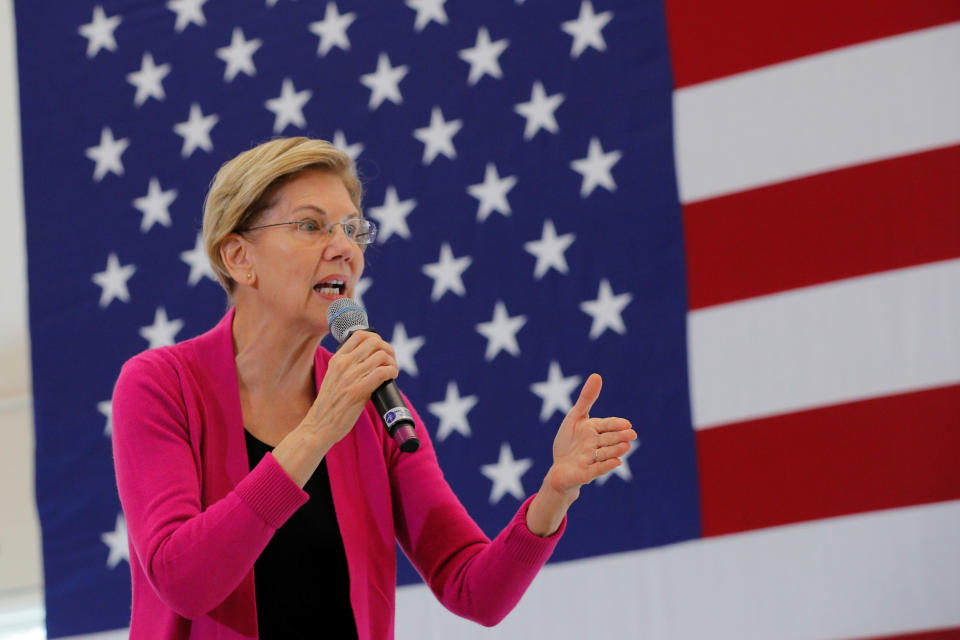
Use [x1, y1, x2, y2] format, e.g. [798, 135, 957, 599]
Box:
[571, 373, 602, 419]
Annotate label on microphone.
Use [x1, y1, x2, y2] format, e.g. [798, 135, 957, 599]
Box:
[383, 407, 413, 429]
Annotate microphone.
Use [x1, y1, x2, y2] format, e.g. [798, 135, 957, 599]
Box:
[326, 298, 420, 453]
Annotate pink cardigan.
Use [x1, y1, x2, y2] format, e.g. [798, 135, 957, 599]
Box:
[111, 308, 564, 639]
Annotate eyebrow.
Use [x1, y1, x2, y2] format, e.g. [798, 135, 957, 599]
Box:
[291, 205, 362, 219]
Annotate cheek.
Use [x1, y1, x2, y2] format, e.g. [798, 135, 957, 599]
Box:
[354, 252, 365, 277]
[264, 248, 314, 290]
[347, 254, 365, 293]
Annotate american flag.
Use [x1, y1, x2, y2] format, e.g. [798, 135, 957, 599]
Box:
[14, 0, 960, 638]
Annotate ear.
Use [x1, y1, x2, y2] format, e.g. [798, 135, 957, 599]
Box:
[221, 233, 255, 284]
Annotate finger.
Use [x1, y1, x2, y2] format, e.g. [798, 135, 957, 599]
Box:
[570, 373, 602, 419]
[597, 429, 636, 448]
[592, 417, 632, 433]
[336, 328, 374, 355]
[590, 458, 620, 479]
[593, 441, 632, 463]
[358, 360, 399, 389]
[361, 350, 397, 375]
[347, 333, 394, 364]
[382, 340, 396, 359]
[369, 335, 396, 360]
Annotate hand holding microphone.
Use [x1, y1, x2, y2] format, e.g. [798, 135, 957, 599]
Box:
[321, 298, 420, 453]
[274, 316, 407, 488]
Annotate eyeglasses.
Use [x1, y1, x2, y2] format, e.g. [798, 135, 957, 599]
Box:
[239, 217, 377, 246]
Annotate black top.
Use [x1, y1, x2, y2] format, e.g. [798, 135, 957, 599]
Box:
[245, 429, 358, 639]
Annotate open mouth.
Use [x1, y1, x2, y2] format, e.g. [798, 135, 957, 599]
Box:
[313, 279, 346, 297]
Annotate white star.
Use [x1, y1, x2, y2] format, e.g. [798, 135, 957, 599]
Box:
[265, 78, 312, 133]
[180, 232, 217, 286]
[514, 81, 564, 140]
[85, 127, 129, 182]
[173, 103, 218, 158]
[530, 361, 582, 423]
[481, 443, 533, 504]
[216, 27, 262, 82]
[309, 2, 356, 56]
[596, 439, 640, 485]
[332, 130, 363, 165]
[524, 219, 575, 279]
[561, 0, 613, 58]
[389, 322, 426, 377]
[421, 243, 472, 301]
[369, 186, 415, 243]
[359, 52, 409, 110]
[97, 400, 113, 437]
[101, 513, 129, 569]
[406, 0, 448, 32]
[78, 6, 122, 59]
[580, 278, 632, 339]
[428, 381, 477, 441]
[467, 163, 517, 222]
[133, 177, 177, 233]
[458, 26, 508, 86]
[167, 0, 207, 32]
[353, 277, 372, 308]
[140, 307, 184, 349]
[475, 301, 526, 361]
[92, 253, 136, 308]
[570, 137, 621, 197]
[126, 52, 171, 107]
[413, 106, 462, 165]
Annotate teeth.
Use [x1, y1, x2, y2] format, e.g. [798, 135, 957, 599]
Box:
[314, 280, 344, 295]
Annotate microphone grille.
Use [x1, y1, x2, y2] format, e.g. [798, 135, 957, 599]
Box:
[326, 297, 369, 344]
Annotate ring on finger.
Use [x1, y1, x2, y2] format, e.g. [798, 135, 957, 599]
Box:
[592, 448, 599, 463]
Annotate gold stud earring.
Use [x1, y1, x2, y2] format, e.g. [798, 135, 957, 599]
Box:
[247, 272, 254, 279]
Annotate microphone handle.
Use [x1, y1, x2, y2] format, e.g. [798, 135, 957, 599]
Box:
[371, 379, 420, 453]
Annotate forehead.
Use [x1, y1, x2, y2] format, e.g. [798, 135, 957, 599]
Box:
[262, 169, 359, 221]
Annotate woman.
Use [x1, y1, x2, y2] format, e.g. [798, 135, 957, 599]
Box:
[111, 137, 637, 639]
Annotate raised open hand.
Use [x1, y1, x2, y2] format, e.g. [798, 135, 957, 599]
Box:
[545, 373, 636, 498]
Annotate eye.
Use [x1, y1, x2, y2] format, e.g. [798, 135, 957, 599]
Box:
[297, 219, 320, 232]
[342, 222, 358, 238]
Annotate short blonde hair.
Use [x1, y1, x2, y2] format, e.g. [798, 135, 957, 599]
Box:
[202, 137, 362, 296]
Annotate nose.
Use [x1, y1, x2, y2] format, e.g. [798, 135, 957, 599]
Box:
[321, 223, 356, 262]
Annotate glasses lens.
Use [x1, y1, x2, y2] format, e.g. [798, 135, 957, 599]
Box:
[351, 219, 376, 245]
[292, 218, 376, 244]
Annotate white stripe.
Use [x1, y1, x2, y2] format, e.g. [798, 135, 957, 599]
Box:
[397, 500, 960, 640]
[687, 259, 960, 429]
[674, 22, 960, 203]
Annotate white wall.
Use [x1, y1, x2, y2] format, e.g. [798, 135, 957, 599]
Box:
[0, 0, 44, 624]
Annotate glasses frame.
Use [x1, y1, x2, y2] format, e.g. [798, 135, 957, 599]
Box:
[238, 217, 377, 246]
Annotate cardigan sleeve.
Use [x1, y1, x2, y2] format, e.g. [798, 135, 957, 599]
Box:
[388, 398, 565, 627]
[111, 351, 308, 619]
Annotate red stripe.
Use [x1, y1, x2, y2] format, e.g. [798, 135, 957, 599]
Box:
[851, 627, 960, 640]
[684, 145, 960, 310]
[664, 0, 960, 88]
[697, 384, 960, 537]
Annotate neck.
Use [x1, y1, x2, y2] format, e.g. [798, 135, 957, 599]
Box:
[231, 301, 324, 399]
